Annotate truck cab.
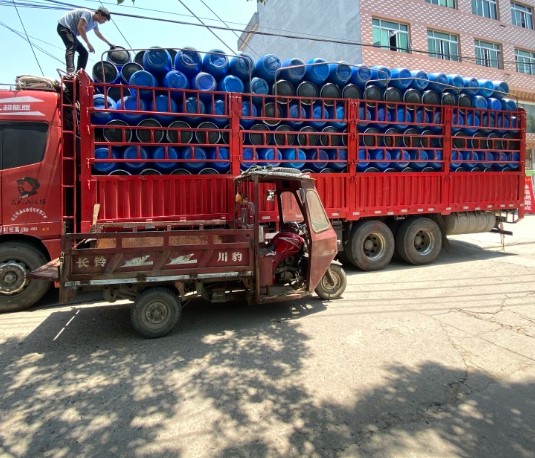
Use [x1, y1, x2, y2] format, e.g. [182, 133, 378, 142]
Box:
[0, 79, 66, 312]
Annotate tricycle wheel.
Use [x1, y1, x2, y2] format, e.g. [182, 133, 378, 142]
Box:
[315, 264, 347, 300]
[131, 287, 181, 338]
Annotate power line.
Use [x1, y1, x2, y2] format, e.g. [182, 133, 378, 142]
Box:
[11, 0, 44, 75]
[2, 0, 534, 74]
[197, 0, 259, 58]
[176, 0, 235, 54]
[0, 20, 64, 63]
[99, 0, 132, 49]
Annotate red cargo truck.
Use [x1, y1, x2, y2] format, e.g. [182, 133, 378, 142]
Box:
[0, 70, 526, 312]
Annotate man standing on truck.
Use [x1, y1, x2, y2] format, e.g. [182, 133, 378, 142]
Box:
[57, 7, 114, 75]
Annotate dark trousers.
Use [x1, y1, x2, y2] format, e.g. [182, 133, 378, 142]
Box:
[57, 24, 88, 73]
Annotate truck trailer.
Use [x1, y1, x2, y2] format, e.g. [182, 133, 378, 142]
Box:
[0, 52, 526, 313]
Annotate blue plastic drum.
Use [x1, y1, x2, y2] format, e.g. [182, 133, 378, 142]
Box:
[91, 94, 115, 125]
[93, 147, 118, 174]
[327, 62, 352, 86]
[229, 54, 254, 81]
[254, 54, 281, 84]
[279, 58, 306, 84]
[356, 149, 370, 172]
[179, 146, 207, 172]
[151, 95, 178, 124]
[258, 148, 282, 166]
[202, 49, 229, 79]
[128, 70, 158, 100]
[143, 48, 172, 78]
[116, 96, 147, 124]
[174, 48, 203, 77]
[389, 67, 412, 91]
[350, 64, 372, 88]
[305, 58, 330, 86]
[152, 146, 179, 173]
[122, 145, 149, 173]
[207, 147, 230, 173]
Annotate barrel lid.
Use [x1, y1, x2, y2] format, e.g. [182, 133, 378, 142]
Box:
[129, 69, 156, 87]
[320, 82, 341, 100]
[249, 77, 269, 95]
[273, 79, 295, 97]
[342, 83, 361, 99]
[384, 86, 402, 102]
[363, 85, 382, 101]
[143, 48, 171, 68]
[92, 61, 118, 83]
[220, 75, 244, 93]
[259, 54, 281, 72]
[458, 93, 472, 107]
[441, 92, 457, 106]
[121, 62, 143, 81]
[422, 90, 440, 105]
[403, 88, 421, 104]
[194, 72, 216, 91]
[274, 124, 296, 146]
[296, 81, 318, 102]
[298, 127, 319, 147]
[107, 46, 131, 66]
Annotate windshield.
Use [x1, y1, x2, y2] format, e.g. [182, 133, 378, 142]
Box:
[306, 189, 330, 233]
[280, 190, 304, 223]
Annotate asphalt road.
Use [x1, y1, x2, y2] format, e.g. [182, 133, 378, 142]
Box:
[1, 216, 534, 457]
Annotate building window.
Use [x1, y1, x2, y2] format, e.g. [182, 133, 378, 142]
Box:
[427, 30, 461, 61]
[372, 18, 411, 53]
[426, 0, 456, 7]
[475, 39, 502, 68]
[518, 102, 535, 134]
[515, 48, 535, 74]
[511, 2, 534, 28]
[472, 0, 498, 19]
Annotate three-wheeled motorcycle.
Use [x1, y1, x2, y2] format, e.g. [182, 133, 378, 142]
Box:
[33, 167, 347, 338]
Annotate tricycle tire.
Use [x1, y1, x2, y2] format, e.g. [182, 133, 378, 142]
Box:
[131, 287, 181, 338]
[315, 264, 347, 300]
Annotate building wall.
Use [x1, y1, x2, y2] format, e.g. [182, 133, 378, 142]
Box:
[241, 0, 362, 63]
[242, 0, 535, 99]
[360, 0, 535, 100]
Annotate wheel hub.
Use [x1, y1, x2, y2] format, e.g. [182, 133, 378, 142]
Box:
[0, 261, 29, 295]
[414, 231, 433, 254]
[363, 234, 384, 258]
[145, 302, 169, 325]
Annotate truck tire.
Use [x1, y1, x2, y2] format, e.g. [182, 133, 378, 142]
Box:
[131, 287, 181, 338]
[344, 220, 395, 271]
[395, 217, 442, 265]
[315, 264, 347, 300]
[0, 243, 50, 313]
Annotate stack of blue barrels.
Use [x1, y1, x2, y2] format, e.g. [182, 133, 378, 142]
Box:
[90, 47, 521, 175]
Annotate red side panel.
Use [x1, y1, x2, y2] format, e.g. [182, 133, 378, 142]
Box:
[449, 173, 523, 211]
[352, 173, 443, 216]
[86, 175, 234, 228]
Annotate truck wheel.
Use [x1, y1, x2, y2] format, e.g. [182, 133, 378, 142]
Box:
[344, 220, 395, 271]
[0, 243, 50, 313]
[315, 264, 347, 300]
[131, 287, 181, 338]
[395, 217, 442, 265]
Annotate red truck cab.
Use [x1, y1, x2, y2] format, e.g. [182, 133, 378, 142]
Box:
[0, 80, 65, 311]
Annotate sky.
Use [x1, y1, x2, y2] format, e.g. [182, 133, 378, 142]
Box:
[0, 0, 259, 84]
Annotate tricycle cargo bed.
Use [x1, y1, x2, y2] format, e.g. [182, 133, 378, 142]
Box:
[61, 228, 254, 287]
